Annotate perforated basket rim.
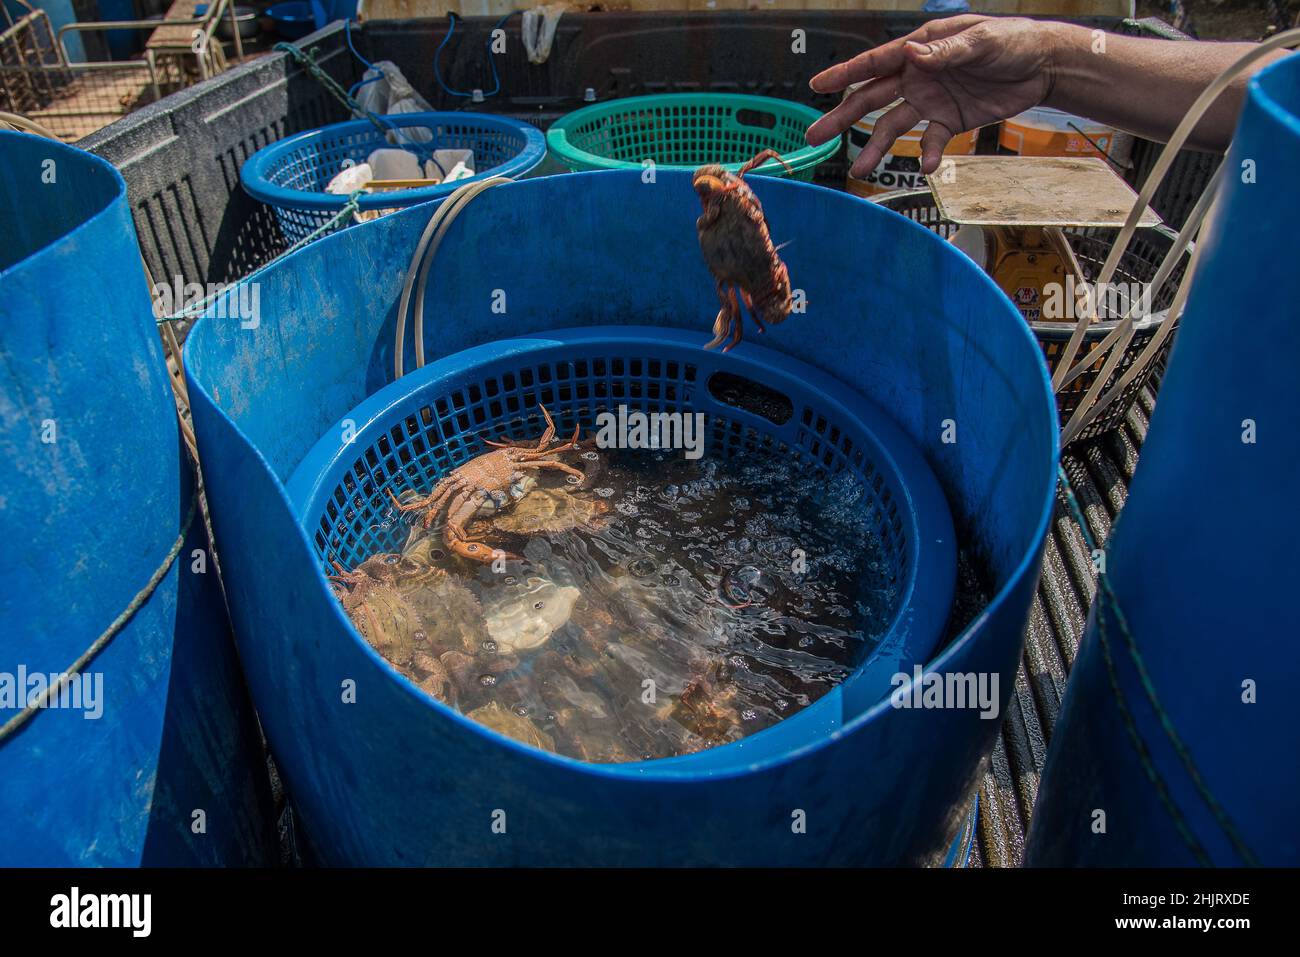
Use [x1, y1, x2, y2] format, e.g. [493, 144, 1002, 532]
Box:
[240, 111, 548, 213]
[546, 93, 838, 175]
[285, 326, 958, 772]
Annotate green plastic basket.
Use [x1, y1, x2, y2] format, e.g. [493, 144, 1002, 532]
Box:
[546, 93, 837, 180]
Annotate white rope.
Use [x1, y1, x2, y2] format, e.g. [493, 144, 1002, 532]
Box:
[1057, 162, 1222, 393]
[393, 176, 513, 380]
[0, 110, 59, 139]
[1051, 29, 1300, 400]
[1061, 217, 1209, 446]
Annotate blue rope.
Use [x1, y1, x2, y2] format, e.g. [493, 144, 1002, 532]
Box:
[344, 18, 383, 98]
[433, 11, 518, 100]
[275, 41, 391, 137]
[345, 18, 375, 71]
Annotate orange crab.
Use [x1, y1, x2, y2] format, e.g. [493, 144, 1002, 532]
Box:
[693, 148, 795, 352]
[387, 405, 585, 563]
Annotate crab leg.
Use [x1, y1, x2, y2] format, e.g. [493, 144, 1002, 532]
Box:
[517, 459, 586, 481]
[522, 424, 580, 460]
[704, 284, 742, 351]
[418, 478, 469, 529]
[737, 288, 769, 335]
[387, 478, 454, 516]
[482, 403, 560, 451]
[532, 404, 557, 450]
[737, 149, 794, 178]
[443, 489, 517, 563]
[723, 313, 744, 352]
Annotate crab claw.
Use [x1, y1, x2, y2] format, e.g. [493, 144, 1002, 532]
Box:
[694, 172, 729, 197]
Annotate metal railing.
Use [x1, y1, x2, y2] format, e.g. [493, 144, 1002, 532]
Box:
[0, 0, 242, 141]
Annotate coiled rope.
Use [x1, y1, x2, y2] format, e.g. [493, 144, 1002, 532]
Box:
[393, 176, 513, 380]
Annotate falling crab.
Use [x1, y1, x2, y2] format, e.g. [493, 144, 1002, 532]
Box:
[693, 148, 796, 352]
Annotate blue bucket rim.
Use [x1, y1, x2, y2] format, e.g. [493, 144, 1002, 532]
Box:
[239, 111, 548, 213]
[1250, 52, 1300, 138]
[0, 131, 127, 280]
[186, 169, 1060, 783]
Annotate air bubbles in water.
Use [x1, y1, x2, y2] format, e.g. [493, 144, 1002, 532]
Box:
[721, 564, 779, 608]
[347, 430, 896, 764]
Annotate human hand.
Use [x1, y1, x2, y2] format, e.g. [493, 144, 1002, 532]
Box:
[806, 16, 1062, 176]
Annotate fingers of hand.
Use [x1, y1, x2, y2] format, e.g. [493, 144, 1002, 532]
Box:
[808, 15, 990, 94]
[918, 121, 954, 176]
[805, 76, 899, 147]
[808, 38, 909, 94]
[905, 23, 987, 73]
[849, 101, 921, 179]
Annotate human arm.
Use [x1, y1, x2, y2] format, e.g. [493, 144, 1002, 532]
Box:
[805, 16, 1290, 176]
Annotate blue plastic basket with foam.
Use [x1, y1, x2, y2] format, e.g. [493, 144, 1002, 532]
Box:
[240, 111, 546, 244]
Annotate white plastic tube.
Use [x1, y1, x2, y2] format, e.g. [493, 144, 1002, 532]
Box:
[393, 176, 514, 381]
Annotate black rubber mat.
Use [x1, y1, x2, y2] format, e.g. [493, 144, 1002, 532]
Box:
[972, 385, 1157, 867]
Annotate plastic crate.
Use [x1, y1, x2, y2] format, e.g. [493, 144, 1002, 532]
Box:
[872, 187, 1188, 446]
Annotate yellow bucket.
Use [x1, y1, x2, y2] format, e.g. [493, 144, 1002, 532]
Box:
[999, 106, 1132, 164]
[845, 100, 979, 198]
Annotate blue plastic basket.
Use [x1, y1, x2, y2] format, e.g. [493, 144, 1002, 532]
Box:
[286, 327, 957, 730]
[240, 111, 547, 244]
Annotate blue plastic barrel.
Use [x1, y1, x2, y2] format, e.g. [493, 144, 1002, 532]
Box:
[183, 170, 1058, 865]
[1025, 53, 1300, 866]
[0, 132, 274, 866]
